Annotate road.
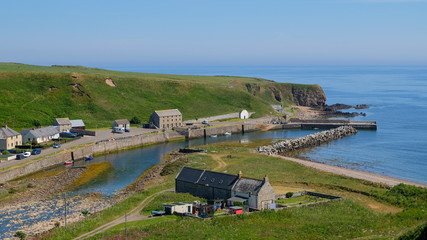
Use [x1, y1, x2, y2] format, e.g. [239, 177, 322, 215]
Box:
[0, 127, 157, 171]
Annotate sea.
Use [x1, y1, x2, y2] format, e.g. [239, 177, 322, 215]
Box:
[103, 65, 427, 185]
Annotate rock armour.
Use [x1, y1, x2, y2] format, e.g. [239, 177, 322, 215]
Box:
[257, 126, 358, 155]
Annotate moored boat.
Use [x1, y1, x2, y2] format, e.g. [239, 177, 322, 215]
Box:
[64, 161, 73, 165]
[224, 132, 231, 136]
[210, 134, 217, 138]
[85, 156, 94, 161]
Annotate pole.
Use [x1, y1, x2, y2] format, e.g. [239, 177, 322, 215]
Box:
[64, 193, 67, 229]
[125, 211, 127, 239]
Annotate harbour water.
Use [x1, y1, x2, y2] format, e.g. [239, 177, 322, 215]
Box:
[105, 65, 427, 185]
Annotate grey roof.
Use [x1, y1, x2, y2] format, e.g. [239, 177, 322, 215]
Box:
[154, 109, 182, 117]
[70, 119, 85, 127]
[0, 127, 20, 139]
[54, 118, 71, 125]
[176, 167, 239, 190]
[114, 119, 130, 125]
[20, 126, 60, 138]
[197, 170, 239, 190]
[233, 178, 264, 195]
[176, 167, 204, 183]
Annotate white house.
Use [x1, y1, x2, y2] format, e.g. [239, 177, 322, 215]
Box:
[20, 126, 60, 144]
[112, 119, 130, 130]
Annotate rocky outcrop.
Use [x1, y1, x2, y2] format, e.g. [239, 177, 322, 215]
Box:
[257, 126, 358, 155]
[292, 85, 326, 107]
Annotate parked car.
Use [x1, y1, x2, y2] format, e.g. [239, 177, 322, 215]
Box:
[23, 152, 31, 158]
[125, 128, 130, 132]
[202, 120, 209, 124]
[112, 127, 124, 133]
[31, 148, 42, 155]
[53, 144, 61, 148]
[16, 154, 25, 160]
[60, 132, 77, 138]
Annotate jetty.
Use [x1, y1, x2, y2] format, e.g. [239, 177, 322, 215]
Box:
[283, 119, 377, 130]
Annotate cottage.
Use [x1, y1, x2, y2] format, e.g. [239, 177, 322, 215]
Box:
[175, 167, 276, 210]
[0, 126, 22, 151]
[112, 119, 130, 130]
[20, 126, 60, 144]
[150, 109, 182, 129]
[70, 119, 85, 130]
[53, 118, 72, 132]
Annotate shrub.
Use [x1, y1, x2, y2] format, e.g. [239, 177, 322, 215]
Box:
[15, 231, 26, 239]
[130, 116, 141, 124]
[81, 210, 90, 216]
[8, 188, 16, 194]
[55, 222, 60, 228]
[2, 150, 10, 155]
[286, 192, 294, 198]
[233, 202, 244, 207]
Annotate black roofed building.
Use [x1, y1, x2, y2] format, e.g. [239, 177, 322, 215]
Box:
[175, 167, 276, 210]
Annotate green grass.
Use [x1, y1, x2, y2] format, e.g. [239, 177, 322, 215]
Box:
[141, 192, 206, 215]
[276, 195, 327, 206]
[0, 63, 323, 130]
[38, 142, 427, 239]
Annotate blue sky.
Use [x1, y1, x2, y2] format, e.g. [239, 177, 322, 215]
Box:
[1, 0, 426, 67]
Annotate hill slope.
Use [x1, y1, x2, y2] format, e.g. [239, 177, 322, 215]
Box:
[0, 63, 326, 129]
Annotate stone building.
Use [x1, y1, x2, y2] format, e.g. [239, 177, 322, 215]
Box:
[150, 109, 182, 129]
[175, 167, 276, 210]
[52, 118, 72, 132]
[0, 126, 22, 151]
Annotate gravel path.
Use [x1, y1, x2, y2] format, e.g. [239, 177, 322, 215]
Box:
[73, 188, 174, 240]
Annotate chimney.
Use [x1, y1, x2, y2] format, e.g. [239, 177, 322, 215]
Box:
[238, 171, 243, 179]
[263, 175, 269, 183]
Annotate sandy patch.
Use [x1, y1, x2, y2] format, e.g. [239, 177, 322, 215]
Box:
[105, 78, 116, 87]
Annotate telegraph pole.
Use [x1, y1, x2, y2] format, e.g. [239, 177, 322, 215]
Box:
[64, 193, 67, 229]
[125, 211, 127, 239]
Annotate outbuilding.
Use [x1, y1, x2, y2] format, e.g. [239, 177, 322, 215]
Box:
[70, 120, 85, 130]
[112, 119, 130, 130]
[163, 202, 193, 215]
[240, 110, 249, 119]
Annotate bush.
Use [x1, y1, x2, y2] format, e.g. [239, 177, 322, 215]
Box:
[233, 202, 244, 207]
[8, 188, 16, 194]
[15, 231, 26, 239]
[286, 192, 294, 198]
[81, 210, 90, 216]
[2, 150, 10, 155]
[130, 116, 141, 124]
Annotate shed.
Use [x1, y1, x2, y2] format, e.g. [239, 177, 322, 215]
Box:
[163, 202, 193, 215]
[240, 110, 249, 119]
[70, 120, 85, 130]
[229, 206, 243, 215]
[112, 119, 130, 130]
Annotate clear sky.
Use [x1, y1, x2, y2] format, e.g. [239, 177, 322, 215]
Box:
[1, 0, 426, 67]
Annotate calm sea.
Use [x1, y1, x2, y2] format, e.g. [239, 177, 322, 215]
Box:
[104, 66, 427, 185]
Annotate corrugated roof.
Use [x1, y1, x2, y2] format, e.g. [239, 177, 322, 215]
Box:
[54, 118, 71, 125]
[20, 126, 60, 139]
[154, 109, 182, 117]
[232, 178, 264, 195]
[114, 119, 130, 125]
[0, 127, 20, 138]
[70, 119, 85, 127]
[176, 167, 204, 183]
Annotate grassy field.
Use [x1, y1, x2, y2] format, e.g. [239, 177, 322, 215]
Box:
[0, 63, 324, 130]
[51, 142, 425, 240]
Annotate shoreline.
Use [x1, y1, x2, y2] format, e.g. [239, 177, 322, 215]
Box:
[276, 154, 427, 188]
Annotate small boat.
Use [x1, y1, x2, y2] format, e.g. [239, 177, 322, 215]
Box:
[64, 161, 74, 165]
[210, 134, 217, 138]
[85, 156, 94, 161]
[224, 132, 232, 136]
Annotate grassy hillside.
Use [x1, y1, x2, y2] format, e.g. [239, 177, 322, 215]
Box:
[0, 63, 324, 129]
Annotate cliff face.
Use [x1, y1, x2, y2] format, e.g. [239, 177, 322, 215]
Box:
[291, 85, 326, 107]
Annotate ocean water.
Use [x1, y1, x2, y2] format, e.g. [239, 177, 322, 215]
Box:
[104, 66, 427, 185]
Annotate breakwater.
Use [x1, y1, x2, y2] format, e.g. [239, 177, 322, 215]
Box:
[257, 126, 358, 155]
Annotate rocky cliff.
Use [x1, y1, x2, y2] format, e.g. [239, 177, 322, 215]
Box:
[291, 85, 326, 107]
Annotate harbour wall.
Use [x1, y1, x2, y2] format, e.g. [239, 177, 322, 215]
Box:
[187, 124, 263, 139]
[0, 132, 172, 183]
